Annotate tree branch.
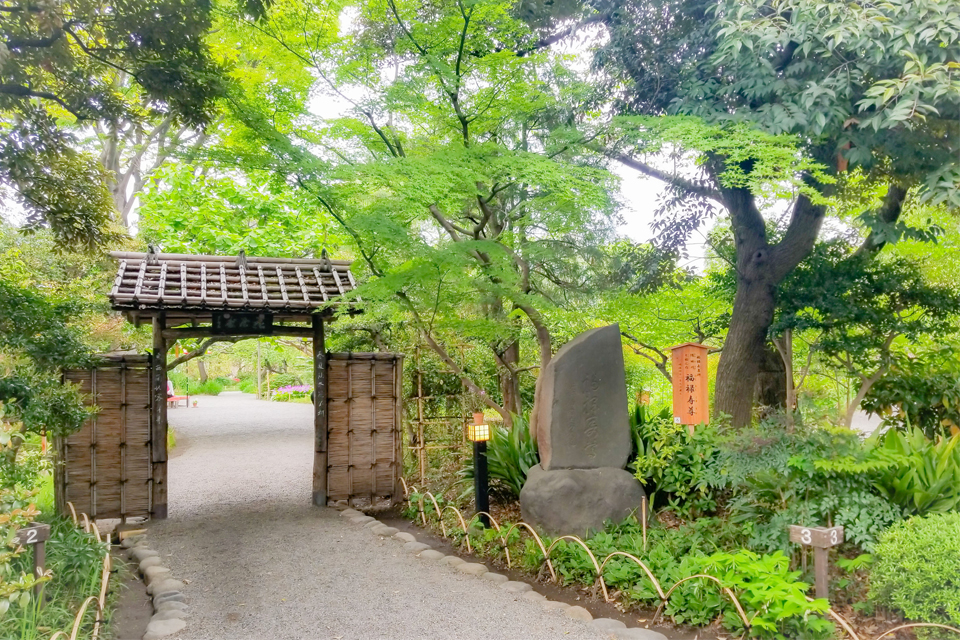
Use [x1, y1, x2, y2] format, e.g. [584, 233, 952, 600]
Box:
[769, 193, 826, 281]
[5, 28, 64, 49]
[606, 149, 722, 202]
[515, 14, 606, 57]
[167, 337, 242, 370]
[0, 83, 87, 119]
[852, 183, 908, 258]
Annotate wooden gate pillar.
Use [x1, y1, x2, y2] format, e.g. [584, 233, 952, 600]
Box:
[151, 315, 169, 519]
[312, 315, 328, 507]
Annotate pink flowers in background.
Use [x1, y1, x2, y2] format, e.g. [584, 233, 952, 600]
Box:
[272, 384, 312, 401]
[277, 385, 312, 394]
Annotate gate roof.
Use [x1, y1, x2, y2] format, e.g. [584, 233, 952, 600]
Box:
[108, 250, 357, 324]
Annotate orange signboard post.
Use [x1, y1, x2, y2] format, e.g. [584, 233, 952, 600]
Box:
[670, 343, 710, 434]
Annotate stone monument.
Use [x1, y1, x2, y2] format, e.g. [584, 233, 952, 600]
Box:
[520, 324, 646, 536]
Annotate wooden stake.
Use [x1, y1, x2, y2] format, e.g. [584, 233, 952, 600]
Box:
[311, 316, 328, 507]
[151, 316, 168, 520]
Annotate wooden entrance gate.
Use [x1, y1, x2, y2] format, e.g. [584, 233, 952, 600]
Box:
[326, 353, 404, 507]
[58, 354, 155, 520]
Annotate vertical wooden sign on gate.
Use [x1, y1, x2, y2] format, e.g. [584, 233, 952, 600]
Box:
[670, 343, 709, 434]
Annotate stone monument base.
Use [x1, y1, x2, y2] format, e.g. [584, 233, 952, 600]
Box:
[519, 464, 646, 537]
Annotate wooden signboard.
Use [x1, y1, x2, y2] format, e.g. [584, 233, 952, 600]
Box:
[13, 523, 50, 597]
[670, 343, 710, 433]
[211, 312, 273, 335]
[788, 525, 844, 600]
[788, 525, 844, 548]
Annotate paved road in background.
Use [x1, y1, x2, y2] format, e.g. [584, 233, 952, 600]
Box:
[149, 393, 612, 640]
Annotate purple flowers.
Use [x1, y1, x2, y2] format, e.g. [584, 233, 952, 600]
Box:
[276, 385, 312, 394]
[272, 384, 312, 402]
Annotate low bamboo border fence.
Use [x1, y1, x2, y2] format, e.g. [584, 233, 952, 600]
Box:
[399, 479, 960, 640]
[39, 502, 112, 640]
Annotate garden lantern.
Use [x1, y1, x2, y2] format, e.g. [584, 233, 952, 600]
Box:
[467, 415, 491, 527]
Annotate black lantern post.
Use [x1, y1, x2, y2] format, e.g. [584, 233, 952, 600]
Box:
[467, 415, 491, 527]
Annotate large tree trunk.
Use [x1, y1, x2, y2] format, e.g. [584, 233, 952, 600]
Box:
[715, 277, 778, 425]
[713, 185, 825, 427]
[197, 360, 208, 384]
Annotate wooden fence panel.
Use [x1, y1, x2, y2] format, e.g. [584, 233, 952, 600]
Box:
[326, 353, 403, 507]
[59, 355, 153, 520]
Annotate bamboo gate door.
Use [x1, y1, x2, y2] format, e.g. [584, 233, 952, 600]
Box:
[58, 354, 154, 520]
[58, 351, 405, 519]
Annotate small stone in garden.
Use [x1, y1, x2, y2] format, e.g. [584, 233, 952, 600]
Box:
[139, 556, 162, 572]
[418, 550, 445, 562]
[456, 562, 488, 577]
[149, 579, 185, 596]
[155, 601, 189, 613]
[403, 542, 431, 554]
[591, 618, 626, 631]
[374, 526, 398, 536]
[121, 536, 143, 549]
[153, 591, 187, 607]
[340, 508, 361, 518]
[564, 605, 593, 622]
[542, 600, 571, 611]
[499, 581, 533, 594]
[143, 616, 186, 640]
[521, 591, 546, 602]
[612, 629, 668, 640]
[350, 516, 375, 525]
[393, 532, 416, 543]
[363, 520, 382, 529]
[438, 555, 465, 567]
[143, 566, 170, 584]
[130, 548, 160, 562]
[482, 572, 509, 584]
[151, 609, 188, 621]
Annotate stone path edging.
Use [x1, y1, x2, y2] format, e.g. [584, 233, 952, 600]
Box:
[338, 508, 667, 640]
[119, 533, 189, 640]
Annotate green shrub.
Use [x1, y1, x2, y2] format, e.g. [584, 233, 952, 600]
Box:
[870, 513, 960, 637]
[630, 405, 720, 518]
[713, 419, 900, 552]
[461, 413, 538, 498]
[191, 379, 223, 396]
[238, 378, 257, 394]
[268, 373, 301, 389]
[868, 426, 960, 516]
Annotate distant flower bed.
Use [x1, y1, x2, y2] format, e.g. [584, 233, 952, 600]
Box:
[273, 385, 312, 402]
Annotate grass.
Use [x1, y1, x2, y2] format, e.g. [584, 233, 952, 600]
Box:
[167, 427, 177, 451]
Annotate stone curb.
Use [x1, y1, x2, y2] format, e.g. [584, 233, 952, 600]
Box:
[120, 531, 191, 640]
[376, 518, 670, 640]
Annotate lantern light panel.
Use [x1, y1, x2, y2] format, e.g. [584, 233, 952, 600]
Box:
[467, 423, 490, 442]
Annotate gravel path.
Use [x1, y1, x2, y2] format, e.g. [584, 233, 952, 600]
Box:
[149, 393, 613, 640]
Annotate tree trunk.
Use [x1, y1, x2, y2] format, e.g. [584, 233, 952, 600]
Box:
[713, 185, 825, 427]
[499, 339, 522, 417]
[197, 360, 208, 384]
[715, 277, 778, 425]
[844, 368, 886, 429]
[754, 343, 787, 419]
